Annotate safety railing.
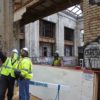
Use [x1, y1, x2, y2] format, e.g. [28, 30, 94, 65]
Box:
[29, 81, 70, 100]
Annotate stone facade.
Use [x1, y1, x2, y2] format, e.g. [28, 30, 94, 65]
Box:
[25, 13, 83, 57]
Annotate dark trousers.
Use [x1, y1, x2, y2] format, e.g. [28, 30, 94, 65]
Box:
[0, 75, 15, 100]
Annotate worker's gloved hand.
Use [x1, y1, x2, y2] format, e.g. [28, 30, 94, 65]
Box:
[19, 74, 24, 80]
[14, 69, 21, 79]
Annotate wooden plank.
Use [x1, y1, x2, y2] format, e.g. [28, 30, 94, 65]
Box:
[93, 73, 98, 100]
[6, 87, 42, 100]
[97, 74, 100, 100]
[31, 95, 42, 100]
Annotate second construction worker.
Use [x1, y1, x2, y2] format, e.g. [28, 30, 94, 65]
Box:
[14, 47, 33, 100]
[52, 51, 61, 66]
[0, 49, 19, 100]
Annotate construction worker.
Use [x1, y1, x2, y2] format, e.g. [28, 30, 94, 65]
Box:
[0, 49, 19, 100]
[14, 47, 33, 100]
[52, 50, 61, 66]
[11, 49, 19, 86]
[11, 49, 19, 66]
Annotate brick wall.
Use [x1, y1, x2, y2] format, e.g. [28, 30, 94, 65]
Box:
[83, 0, 100, 43]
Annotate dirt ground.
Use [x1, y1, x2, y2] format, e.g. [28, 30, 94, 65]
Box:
[5, 87, 41, 100]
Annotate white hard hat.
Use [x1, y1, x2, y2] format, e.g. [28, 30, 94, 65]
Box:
[22, 47, 29, 53]
[12, 49, 18, 54]
[55, 50, 59, 54]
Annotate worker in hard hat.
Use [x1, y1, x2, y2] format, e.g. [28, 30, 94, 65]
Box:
[11, 49, 19, 65]
[0, 49, 19, 100]
[14, 47, 33, 100]
[11, 49, 19, 87]
[52, 50, 61, 66]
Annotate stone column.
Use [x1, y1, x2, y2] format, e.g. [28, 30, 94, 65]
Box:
[56, 14, 64, 56]
[83, 0, 100, 43]
[74, 24, 79, 57]
[0, 0, 4, 50]
[25, 21, 39, 57]
[74, 18, 84, 57]
[0, 0, 14, 52]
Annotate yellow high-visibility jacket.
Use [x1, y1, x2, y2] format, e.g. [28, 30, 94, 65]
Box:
[13, 57, 33, 80]
[53, 58, 61, 66]
[0, 57, 13, 76]
[11, 53, 19, 65]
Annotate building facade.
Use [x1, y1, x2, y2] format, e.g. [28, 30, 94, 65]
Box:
[14, 9, 83, 58]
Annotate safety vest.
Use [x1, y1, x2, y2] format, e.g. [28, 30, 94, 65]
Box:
[11, 53, 19, 65]
[10, 53, 19, 77]
[53, 58, 61, 66]
[14, 57, 33, 80]
[0, 57, 13, 76]
[11, 60, 19, 78]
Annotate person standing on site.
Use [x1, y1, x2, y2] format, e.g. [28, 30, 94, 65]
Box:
[14, 47, 33, 100]
[52, 50, 61, 66]
[11, 49, 19, 66]
[11, 49, 19, 86]
[0, 49, 19, 100]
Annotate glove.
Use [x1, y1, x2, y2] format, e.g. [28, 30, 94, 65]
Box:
[14, 69, 21, 79]
[19, 74, 24, 80]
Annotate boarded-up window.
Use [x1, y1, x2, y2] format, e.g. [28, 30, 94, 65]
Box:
[64, 27, 74, 41]
[40, 20, 55, 38]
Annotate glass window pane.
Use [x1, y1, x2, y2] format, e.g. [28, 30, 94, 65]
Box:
[76, 10, 82, 15]
[72, 7, 79, 13]
[67, 6, 75, 11]
[65, 5, 83, 17]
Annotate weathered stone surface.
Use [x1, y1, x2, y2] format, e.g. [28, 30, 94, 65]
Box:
[0, 0, 14, 52]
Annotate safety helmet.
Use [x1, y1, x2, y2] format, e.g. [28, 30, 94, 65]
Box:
[55, 50, 59, 54]
[22, 47, 29, 53]
[12, 49, 18, 54]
